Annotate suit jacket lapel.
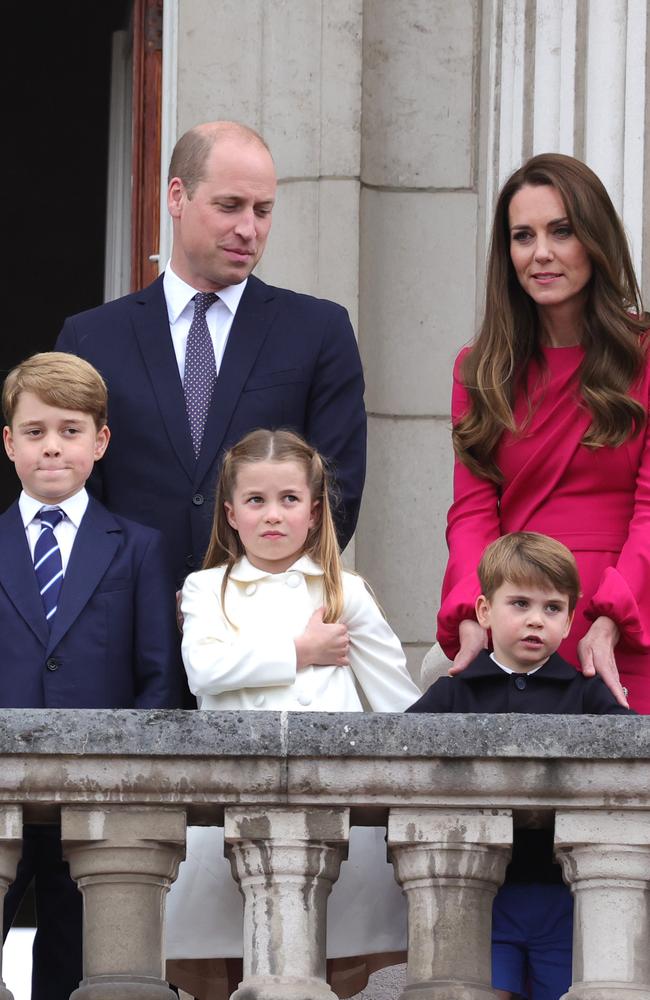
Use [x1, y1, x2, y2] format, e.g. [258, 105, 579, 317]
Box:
[194, 276, 278, 486]
[47, 499, 121, 654]
[131, 276, 196, 481]
[0, 505, 49, 646]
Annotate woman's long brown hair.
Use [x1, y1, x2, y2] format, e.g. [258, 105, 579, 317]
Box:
[203, 429, 344, 623]
[454, 153, 647, 482]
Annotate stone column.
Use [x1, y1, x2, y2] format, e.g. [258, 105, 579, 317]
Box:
[555, 809, 650, 999]
[0, 807, 23, 1000]
[389, 808, 511, 1000]
[61, 806, 186, 1000]
[224, 806, 350, 1000]
[357, 0, 480, 680]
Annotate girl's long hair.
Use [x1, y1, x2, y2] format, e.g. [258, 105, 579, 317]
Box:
[203, 429, 344, 622]
[455, 153, 647, 482]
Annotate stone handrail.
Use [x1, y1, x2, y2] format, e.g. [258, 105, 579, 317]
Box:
[0, 710, 648, 1000]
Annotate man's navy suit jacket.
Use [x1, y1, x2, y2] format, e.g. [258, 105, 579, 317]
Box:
[0, 497, 182, 708]
[56, 274, 367, 584]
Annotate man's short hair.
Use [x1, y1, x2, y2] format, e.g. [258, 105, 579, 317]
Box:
[3, 352, 108, 429]
[167, 121, 271, 197]
[478, 532, 581, 612]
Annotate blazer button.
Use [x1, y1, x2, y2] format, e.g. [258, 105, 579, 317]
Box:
[514, 675, 527, 690]
[245, 583, 257, 596]
[192, 493, 205, 506]
[46, 658, 60, 672]
[185, 555, 195, 569]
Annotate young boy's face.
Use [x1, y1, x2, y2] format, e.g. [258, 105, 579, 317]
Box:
[3, 392, 109, 505]
[475, 580, 574, 673]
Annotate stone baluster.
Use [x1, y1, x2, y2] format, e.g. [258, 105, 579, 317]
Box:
[389, 808, 512, 1000]
[224, 806, 350, 1000]
[555, 809, 650, 999]
[61, 806, 186, 1000]
[0, 807, 23, 1000]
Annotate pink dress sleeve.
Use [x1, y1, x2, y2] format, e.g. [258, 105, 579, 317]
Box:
[436, 351, 501, 657]
[586, 353, 650, 653]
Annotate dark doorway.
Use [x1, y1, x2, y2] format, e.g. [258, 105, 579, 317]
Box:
[1, 0, 131, 511]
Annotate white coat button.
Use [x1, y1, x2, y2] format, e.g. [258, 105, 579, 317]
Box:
[297, 694, 312, 706]
[245, 583, 257, 596]
[286, 572, 301, 588]
[253, 694, 265, 707]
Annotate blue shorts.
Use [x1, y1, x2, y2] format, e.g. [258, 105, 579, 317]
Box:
[492, 882, 573, 1000]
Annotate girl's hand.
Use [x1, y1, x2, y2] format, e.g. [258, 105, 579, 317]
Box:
[448, 619, 488, 675]
[295, 607, 350, 668]
[577, 615, 628, 707]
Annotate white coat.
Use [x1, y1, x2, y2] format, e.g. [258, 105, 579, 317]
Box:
[166, 555, 421, 962]
[180, 554, 421, 712]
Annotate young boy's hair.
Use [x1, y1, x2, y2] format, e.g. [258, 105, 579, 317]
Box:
[2, 352, 108, 429]
[478, 532, 581, 612]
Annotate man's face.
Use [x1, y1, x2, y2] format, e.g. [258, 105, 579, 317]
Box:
[168, 136, 277, 291]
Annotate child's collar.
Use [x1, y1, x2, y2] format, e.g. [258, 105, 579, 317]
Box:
[230, 554, 325, 582]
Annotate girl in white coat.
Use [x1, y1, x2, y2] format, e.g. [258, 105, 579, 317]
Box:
[165, 429, 421, 998]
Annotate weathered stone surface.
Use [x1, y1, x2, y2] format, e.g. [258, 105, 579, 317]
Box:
[0, 710, 647, 759]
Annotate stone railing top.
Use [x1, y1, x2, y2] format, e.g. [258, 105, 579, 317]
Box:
[0, 709, 647, 759]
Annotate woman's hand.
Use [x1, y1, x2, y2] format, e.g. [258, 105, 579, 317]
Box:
[577, 615, 628, 707]
[448, 619, 488, 675]
[295, 607, 350, 669]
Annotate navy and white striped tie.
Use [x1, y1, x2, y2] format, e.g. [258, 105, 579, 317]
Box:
[34, 508, 65, 625]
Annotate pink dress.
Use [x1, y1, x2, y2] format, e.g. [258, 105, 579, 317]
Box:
[438, 343, 650, 713]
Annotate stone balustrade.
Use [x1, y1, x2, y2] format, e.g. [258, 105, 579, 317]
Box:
[0, 710, 648, 1000]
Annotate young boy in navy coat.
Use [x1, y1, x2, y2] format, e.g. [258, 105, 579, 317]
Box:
[1, 352, 183, 1000]
[408, 532, 632, 1000]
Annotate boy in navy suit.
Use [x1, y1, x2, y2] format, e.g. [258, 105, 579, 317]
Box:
[408, 532, 632, 1000]
[1, 352, 182, 1000]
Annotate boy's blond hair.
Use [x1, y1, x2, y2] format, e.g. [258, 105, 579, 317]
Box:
[478, 532, 581, 613]
[3, 353, 108, 429]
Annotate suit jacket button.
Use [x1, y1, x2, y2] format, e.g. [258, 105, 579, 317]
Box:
[46, 658, 60, 672]
[192, 493, 205, 506]
[185, 555, 195, 569]
[514, 675, 527, 690]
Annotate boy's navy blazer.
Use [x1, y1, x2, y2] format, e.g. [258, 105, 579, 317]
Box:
[407, 650, 633, 715]
[0, 497, 182, 708]
[56, 274, 367, 583]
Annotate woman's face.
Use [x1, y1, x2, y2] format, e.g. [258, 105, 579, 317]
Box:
[508, 183, 592, 316]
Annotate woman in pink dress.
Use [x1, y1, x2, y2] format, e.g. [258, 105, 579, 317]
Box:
[438, 153, 650, 713]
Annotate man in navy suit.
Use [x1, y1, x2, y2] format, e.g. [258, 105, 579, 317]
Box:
[1, 352, 181, 1000]
[56, 121, 366, 588]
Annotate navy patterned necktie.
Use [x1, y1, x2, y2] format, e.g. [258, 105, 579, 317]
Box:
[34, 507, 65, 626]
[184, 292, 218, 456]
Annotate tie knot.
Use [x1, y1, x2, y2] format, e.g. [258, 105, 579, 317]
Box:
[38, 508, 64, 530]
[193, 292, 218, 317]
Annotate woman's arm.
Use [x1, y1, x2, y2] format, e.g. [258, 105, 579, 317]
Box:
[437, 352, 501, 661]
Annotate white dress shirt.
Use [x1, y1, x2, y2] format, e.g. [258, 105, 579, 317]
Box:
[19, 488, 89, 574]
[163, 263, 248, 379]
[490, 651, 544, 676]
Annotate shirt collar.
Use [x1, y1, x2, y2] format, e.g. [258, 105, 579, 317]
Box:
[466, 649, 577, 682]
[163, 262, 248, 323]
[229, 554, 325, 583]
[490, 651, 545, 677]
[19, 488, 89, 529]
